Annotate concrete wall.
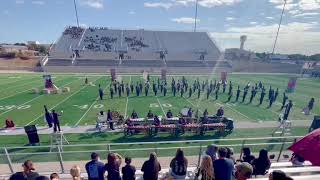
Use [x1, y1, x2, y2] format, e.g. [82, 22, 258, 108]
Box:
[231, 60, 302, 73]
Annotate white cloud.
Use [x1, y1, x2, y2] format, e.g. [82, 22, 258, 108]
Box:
[171, 17, 200, 24]
[128, 10, 136, 15]
[15, 0, 24, 4]
[31, 1, 45, 5]
[226, 17, 235, 21]
[250, 22, 257, 25]
[210, 22, 320, 55]
[265, 16, 274, 19]
[288, 9, 300, 15]
[144, 2, 173, 10]
[298, 0, 320, 11]
[294, 12, 319, 17]
[144, 0, 242, 9]
[80, 0, 104, 9]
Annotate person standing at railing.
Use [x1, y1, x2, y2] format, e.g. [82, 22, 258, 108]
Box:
[104, 153, 122, 180]
[141, 152, 161, 180]
[85, 152, 105, 180]
[9, 160, 39, 180]
[213, 147, 234, 180]
[122, 157, 136, 180]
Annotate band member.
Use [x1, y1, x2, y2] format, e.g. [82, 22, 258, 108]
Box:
[189, 87, 192, 98]
[268, 86, 272, 100]
[145, 86, 149, 96]
[131, 110, 138, 119]
[215, 89, 218, 100]
[154, 84, 158, 96]
[281, 92, 288, 109]
[242, 88, 248, 102]
[52, 110, 62, 132]
[274, 88, 279, 102]
[173, 85, 176, 97]
[187, 108, 193, 118]
[118, 85, 122, 97]
[135, 84, 140, 96]
[126, 85, 130, 97]
[203, 109, 209, 117]
[147, 110, 154, 119]
[153, 115, 161, 135]
[303, 98, 315, 115]
[130, 83, 134, 93]
[180, 88, 184, 97]
[236, 86, 241, 102]
[139, 81, 143, 93]
[268, 92, 274, 107]
[44, 105, 53, 128]
[216, 107, 224, 117]
[110, 85, 114, 99]
[249, 87, 255, 104]
[259, 89, 266, 105]
[206, 88, 210, 99]
[227, 91, 233, 102]
[228, 81, 233, 95]
[283, 100, 293, 120]
[98, 84, 104, 100]
[121, 81, 125, 93]
[166, 110, 173, 118]
[163, 85, 167, 96]
[113, 81, 117, 93]
[85, 77, 88, 85]
[222, 82, 226, 93]
[107, 109, 115, 130]
[198, 88, 201, 99]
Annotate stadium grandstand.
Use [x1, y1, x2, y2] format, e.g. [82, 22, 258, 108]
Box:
[43, 26, 231, 73]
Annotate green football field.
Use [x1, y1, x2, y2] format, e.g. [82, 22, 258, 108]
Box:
[0, 73, 319, 127]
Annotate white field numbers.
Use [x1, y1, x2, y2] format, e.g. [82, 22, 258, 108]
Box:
[73, 104, 105, 110]
[149, 103, 172, 108]
[0, 105, 31, 110]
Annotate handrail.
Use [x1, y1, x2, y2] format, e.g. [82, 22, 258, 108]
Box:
[1, 136, 302, 149]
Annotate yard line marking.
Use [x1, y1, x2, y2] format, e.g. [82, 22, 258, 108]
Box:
[220, 101, 252, 120]
[124, 75, 131, 118]
[156, 97, 166, 116]
[183, 96, 203, 113]
[0, 78, 78, 116]
[25, 77, 95, 126]
[74, 79, 108, 126]
[0, 77, 40, 93]
[0, 77, 65, 101]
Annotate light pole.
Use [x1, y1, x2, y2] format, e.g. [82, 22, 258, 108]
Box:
[194, 0, 198, 32]
[73, 0, 80, 27]
[271, 0, 287, 55]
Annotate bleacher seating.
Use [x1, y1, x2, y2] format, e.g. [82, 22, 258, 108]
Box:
[75, 59, 119, 66]
[121, 60, 164, 67]
[45, 58, 73, 66]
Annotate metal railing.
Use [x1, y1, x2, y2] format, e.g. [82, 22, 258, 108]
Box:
[0, 135, 302, 175]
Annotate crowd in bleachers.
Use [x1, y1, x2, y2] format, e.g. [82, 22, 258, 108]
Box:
[84, 35, 117, 52]
[9, 146, 298, 180]
[124, 36, 149, 52]
[63, 27, 84, 39]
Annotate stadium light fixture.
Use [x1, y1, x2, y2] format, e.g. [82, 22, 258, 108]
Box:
[194, 0, 198, 32]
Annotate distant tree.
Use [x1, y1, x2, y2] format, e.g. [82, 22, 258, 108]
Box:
[309, 54, 320, 61]
[38, 45, 48, 54]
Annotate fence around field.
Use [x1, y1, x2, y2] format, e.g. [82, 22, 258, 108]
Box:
[0, 136, 302, 175]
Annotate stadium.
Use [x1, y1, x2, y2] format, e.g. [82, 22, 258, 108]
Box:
[0, 0, 320, 180]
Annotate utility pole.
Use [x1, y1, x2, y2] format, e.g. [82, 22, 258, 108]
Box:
[194, 0, 198, 32]
[73, 0, 80, 27]
[271, 0, 287, 55]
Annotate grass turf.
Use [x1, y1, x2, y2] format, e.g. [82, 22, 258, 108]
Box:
[0, 73, 318, 127]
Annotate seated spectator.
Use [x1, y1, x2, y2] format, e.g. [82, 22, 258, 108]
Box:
[166, 110, 173, 118]
[105, 153, 122, 180]
[203, 144, 218, 164]
[9, 160, 39, 180]
[141, 152, 161, 180]
[235, 162, 253, 180]
[70, 165, 81, 180]
[213, 147, 234, 180]
[50, 173, 59, 180]
[85, 152, 105, 180]
[147, 110, 154, 119]
[269, 170, 293, 180]
[122, 157, 136, 180]
[216, 107, 224, 117]
[241, 147, 255, 164]
[290, 153, 305, 166]
[170, 148, 188, 179]
[5, 118, 15, 128]
[252, 149, 271, 175]
[36, 176, 50, 180]
[226, 147, 236, 164]
[195, 155, 214, 180]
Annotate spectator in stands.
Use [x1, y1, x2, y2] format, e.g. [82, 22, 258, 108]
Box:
[269, 170, 293, 180]
[9, 160, 39, 180]
[204, 144, 218, 164]
[234, 162, 253, 180]
[166, 109, 173, 118]
[252, 149, 271, 176]
[147, 110, 154, 119]
[141, 152, 161, 180]
[85, 152, 105, 180]
[170, 148, 188, 179]
[36, 176, 50, 180]
[241, 147, 255, 164]
[131, 110, 138, 119]
[213, 147, 234, 180]
[104, 152, 122, 180]
[226, 147, 236, 164]
[70, 165, 81, 180]
[216, 107, 224, 117]
[195, 155, 214, 180]
[50, 173, 60, 180]
[290, 153, 305, 166]
[122, 157, 136, 180]
[5, 118, 15, 128]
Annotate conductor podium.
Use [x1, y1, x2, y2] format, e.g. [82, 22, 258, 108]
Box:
[32, 75, 70, 94]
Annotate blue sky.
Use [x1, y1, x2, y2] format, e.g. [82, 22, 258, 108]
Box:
[0, 0, 319, 55]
